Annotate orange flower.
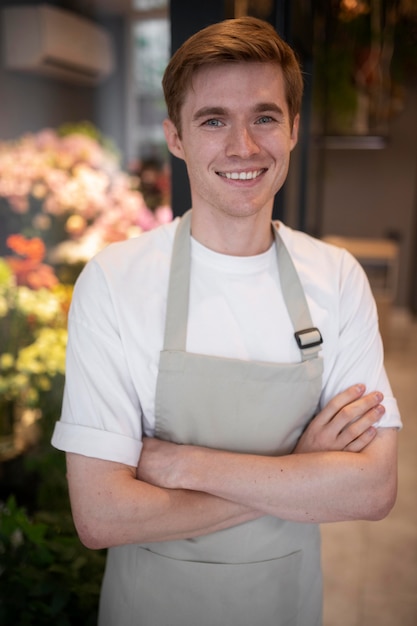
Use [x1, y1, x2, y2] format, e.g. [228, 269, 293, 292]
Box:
[6, 234, 46, 263]
[5, 234, 58, 289]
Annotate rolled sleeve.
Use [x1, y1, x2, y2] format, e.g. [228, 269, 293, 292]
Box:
[51, 421, 142, 466]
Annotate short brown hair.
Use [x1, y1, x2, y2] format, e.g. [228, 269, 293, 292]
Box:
[162, 16, 303, 136]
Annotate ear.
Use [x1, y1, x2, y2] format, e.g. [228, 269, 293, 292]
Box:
[163, 118, 185, 160]
[290, 114, 300, 151]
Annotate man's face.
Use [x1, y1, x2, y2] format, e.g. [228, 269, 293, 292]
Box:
[163, 61, 299, 223]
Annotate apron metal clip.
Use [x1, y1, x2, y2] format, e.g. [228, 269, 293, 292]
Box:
[294, 328, 323, 349]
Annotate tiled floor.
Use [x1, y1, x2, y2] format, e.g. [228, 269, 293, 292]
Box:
[321, 309, 417, 626]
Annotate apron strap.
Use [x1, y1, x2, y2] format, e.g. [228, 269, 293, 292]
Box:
[163, 210, 322, 361]
[162, 209, 192, 352]
[272, 223, 323, 361]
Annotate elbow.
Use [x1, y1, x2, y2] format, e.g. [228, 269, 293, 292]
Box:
[78, 530, 107, 551]
[364, 474, 398, 522]
[72, 511, 111, 550]
[371, 487, 397, 521]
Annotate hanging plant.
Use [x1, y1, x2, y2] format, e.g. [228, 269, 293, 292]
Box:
[313, 0, 417, 136]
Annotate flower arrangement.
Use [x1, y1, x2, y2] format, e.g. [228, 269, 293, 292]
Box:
[0, 122, 172, 457]
[0, 234, 72, 408]
[0, 122, 172, 266]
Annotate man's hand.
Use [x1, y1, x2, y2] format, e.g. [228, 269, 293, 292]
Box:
[137, 437, 185, 489]
[294, 384, 384, 454]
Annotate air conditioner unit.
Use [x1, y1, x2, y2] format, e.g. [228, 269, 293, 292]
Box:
[2, 4, 115, 85]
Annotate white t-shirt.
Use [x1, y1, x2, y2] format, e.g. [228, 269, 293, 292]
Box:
[51, 218, 402, 466]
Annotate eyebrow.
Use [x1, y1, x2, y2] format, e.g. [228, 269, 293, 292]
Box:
[254, 102, 285, 116]
[192, 106, 227, 122]
[192, 102, 285, 122]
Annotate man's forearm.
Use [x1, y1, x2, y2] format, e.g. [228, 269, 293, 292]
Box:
[68, 387, 397, 550]
[139, 429, 397, 524]
[66, 453, 261, 550]
[180, 448, 380, 522]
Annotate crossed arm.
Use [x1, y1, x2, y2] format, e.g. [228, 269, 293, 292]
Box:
[66, 384, 398, 550]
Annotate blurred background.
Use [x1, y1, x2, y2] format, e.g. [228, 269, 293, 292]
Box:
[0, 1, 416, 624]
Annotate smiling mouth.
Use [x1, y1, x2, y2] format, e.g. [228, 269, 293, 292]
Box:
[217, 169, 266, 181]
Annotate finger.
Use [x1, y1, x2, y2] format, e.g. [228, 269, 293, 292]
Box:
[315, 390, 382, 444]
[343, 426, 377, 452]
[334, 392, 384, 437]
[314, 384, 367, 427]
[337, 403, 385, 448]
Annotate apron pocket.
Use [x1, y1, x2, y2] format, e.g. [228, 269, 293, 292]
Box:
[132, 547, 302, 626]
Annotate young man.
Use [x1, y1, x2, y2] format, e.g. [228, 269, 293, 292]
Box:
[52, 17, 401, 626]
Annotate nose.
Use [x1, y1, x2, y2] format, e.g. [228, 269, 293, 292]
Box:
[226, 125, 260, 158]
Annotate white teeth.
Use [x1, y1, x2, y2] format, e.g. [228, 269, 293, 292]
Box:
[222, 170, 263, 180]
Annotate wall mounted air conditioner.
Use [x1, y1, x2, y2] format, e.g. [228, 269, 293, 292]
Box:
[2, 4, 115, 85]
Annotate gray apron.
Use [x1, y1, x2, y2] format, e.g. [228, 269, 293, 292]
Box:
[99, 210, 324, 626]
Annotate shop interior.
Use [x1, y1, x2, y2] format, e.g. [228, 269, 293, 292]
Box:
[0, 1, 416, 624]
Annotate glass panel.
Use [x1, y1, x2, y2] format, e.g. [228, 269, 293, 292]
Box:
[132, 17, 170, 161]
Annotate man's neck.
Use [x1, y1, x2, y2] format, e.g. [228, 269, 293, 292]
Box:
[190, 209, 274, 257]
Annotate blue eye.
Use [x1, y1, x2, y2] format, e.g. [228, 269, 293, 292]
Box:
[203, 119, 223, 127]
[257, 116, 273, 124]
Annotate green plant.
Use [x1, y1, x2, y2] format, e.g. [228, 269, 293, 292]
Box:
[0, 496, 106, 625]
